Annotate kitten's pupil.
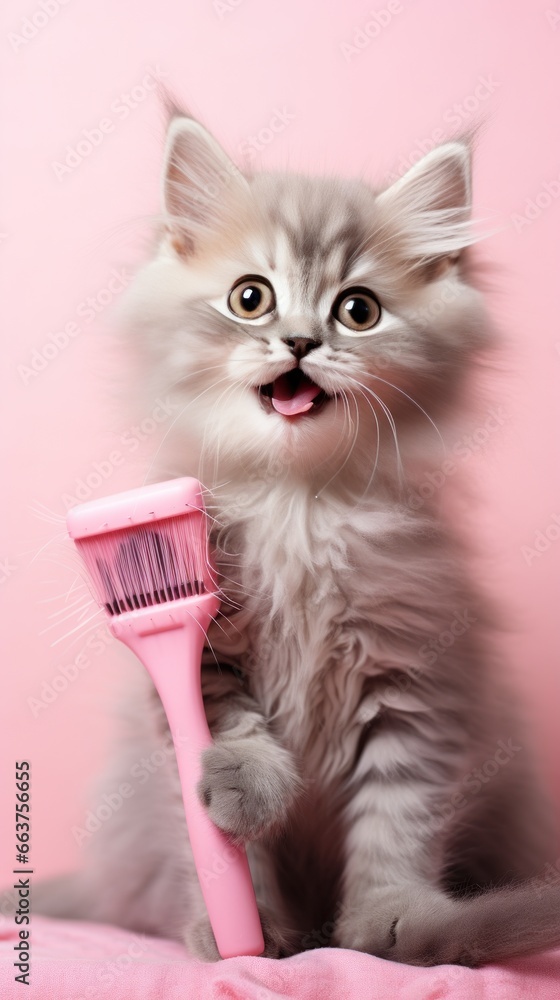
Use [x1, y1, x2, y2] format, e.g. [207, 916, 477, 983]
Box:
[241, 286, 262, 312]
[344, 297, 369, 325]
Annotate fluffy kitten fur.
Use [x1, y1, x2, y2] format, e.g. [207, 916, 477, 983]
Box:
[35, 113, 560, 966]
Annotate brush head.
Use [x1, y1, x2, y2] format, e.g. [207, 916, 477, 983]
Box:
[67, 477, 217, 617]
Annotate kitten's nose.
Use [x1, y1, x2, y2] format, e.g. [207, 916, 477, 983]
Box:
[283, 336, 322, 361]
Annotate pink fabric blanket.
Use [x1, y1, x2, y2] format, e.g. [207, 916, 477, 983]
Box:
[2, 916, 560, 999]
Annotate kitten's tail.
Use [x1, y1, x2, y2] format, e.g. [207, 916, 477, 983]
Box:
[396, 881, 560, 966]
[460, 880, 560, 965]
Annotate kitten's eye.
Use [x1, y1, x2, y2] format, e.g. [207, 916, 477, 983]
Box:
[228, 276, 275, 320]
[333, 287, 381, 335]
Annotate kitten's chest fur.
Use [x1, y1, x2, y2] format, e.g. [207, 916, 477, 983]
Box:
[209, 484, 434, 781]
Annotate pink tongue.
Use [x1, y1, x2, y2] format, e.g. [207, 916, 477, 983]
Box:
[271, 372, 322, 416]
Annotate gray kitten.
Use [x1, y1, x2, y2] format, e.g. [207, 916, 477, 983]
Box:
[34, 112, 560, 966]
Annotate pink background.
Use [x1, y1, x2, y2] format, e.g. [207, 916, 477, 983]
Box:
[1, 0, 559, 886]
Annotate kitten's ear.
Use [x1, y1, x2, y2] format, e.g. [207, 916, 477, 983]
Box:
[162, 115, 249, 256]
[377, 141, 474, 271]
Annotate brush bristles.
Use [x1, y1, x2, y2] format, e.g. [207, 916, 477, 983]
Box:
[75, 511, 216, 616]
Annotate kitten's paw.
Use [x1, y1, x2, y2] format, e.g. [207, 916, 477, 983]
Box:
[184, 907, 292, 961]
[184, 913, 221, 962]
[197, 735, 301, 841]
[334, 886, 471, 966]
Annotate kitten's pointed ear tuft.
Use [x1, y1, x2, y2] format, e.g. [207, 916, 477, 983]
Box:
[161, 117, 249, 256]
[400, 141, 471, 215]
[156, 83, 190, 127]
[377, 141, 475, 269]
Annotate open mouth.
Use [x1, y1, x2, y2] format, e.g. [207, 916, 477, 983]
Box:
[258, 369, 331, 417]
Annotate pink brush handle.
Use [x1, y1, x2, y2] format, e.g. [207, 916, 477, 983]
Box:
[110, 595, 264, 959]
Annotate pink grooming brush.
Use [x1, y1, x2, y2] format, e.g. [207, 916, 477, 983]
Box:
[66, 477, 264, 959]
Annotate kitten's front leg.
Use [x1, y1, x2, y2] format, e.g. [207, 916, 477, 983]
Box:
[333, 742, 469, 965]
[197, 663, 303, 842]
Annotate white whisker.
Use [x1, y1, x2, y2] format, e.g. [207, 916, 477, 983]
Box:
[344, 373, 405, 484]
[50, 610, 105, 647]
[352, 364, 446, 456]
